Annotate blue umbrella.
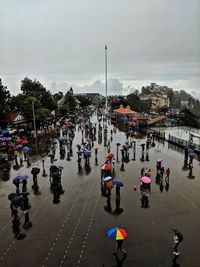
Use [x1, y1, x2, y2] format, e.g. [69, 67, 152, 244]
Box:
[187, 148, 194, 154]
[5, 137, 12, 141]
[188, 153, 197, 158]
[14, 174, 29, 181]
[0, 137, 7, 141]
[113, 179, 124, 187]
[107, 227, 128, 240]
[2, 129, 9, 134]
[83, 149, 91, 157]
[58, 166, 64, 170]
[58, 137, 66, 141]
[23, 146, 30, 152]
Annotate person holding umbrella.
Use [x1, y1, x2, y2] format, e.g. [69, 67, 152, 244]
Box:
[13, 177, 21, 195]
[140, 176, 151, 208]
[107, 227, 127, 256]
[31, 167, 40, 192]
[113, 179, 124, 214]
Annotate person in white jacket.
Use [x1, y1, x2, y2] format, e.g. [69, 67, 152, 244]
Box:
[172, 227, 180, 256]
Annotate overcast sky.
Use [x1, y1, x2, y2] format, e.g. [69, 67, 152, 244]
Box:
[0, 0, 200, 97]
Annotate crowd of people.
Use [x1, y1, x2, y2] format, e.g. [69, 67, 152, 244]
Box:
[5, 108, 186, 265]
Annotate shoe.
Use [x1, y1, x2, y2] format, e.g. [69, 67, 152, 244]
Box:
[175, 252, 180, 256]
[173, 252, 176, 255]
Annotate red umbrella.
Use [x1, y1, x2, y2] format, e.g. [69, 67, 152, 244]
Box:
[101, 164, 111, 170]
[16, 138, 22, 143]
[106, 153, 114, 159]
[22, 139, 28, 145]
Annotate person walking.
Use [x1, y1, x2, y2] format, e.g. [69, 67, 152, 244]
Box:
[172, 227, 183, 256]
[166, 168, 170, 181]
[113, 240, 127, 256]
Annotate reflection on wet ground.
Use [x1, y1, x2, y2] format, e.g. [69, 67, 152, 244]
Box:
[0, 116, 200, 267]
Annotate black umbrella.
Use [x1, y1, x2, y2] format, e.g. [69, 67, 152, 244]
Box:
[31, 167, 40, 175]
[8, 193, 17, 201]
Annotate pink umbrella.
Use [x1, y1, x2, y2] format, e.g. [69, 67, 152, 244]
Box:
[22, 139, 28, 145]
[16, 138, 22, 143]
[141, 176, 151, 184]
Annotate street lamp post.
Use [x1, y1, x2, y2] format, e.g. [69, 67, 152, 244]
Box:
[32, 101, 38, 154]
[105, 44, 108, 111]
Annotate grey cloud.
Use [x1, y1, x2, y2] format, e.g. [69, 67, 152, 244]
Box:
[0, 0, 200, 96]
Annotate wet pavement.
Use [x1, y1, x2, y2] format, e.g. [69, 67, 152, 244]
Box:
[0, 116, 200, 267]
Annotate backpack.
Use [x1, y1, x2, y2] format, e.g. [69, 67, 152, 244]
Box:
[105, 180, 114, 190]
[177, 232, 183, 243]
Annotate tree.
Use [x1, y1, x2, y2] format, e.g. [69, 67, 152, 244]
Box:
[76, 95, 92, 107]
[53, 91, 64, 102]
[20, 77, 57, 112]
[9, 77, 57, 123]
[36, 108, 51, 122]
[0, 79, 11, 127]
[60, 88, 76, 113]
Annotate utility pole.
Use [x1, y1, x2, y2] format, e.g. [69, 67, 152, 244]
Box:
[105, 44, 108, 111]
[32, 101, 38, 154]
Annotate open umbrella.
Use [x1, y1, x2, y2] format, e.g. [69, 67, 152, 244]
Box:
[31, 167, 40, 175]
[113, 179, 124, 187]
[107, 227, 128, 240]
[16, 138, 22, 143]
[58, 136, 66, 141]
[14, 174, 29, 181]
[21, 139, 28, 145]
[141, 176, 151, 184]
[51, 140, 57, 145]
[15, 144, 23, 150]
[58, 165, 64, 170]
[0, 154, 8, 160]
[12, 196, 22, 206]
[83, 149, 91, 157]
[0, 137, 7, 141]
[188, 148, 194, 154]
[106, 153, 114, 159]
[156, 159, 163, 163]
[188, 153, 197, 159]
[23, 146, 30, 152]
[8, 193, 17, 201]
[2, 129, 9, 134]
[101, 164, 111, 170]
[104, 176, 112, 182]
[5, 137, 12, 141]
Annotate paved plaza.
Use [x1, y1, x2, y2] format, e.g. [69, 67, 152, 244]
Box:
[0, 119, 200, 267]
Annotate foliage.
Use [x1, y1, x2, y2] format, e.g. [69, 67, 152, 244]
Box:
[76, 95, 92, 107]
[110, 96, 128, 110]
[59, 87, 76, 115]
[53, 91, 64, 102]
[9, 77, 57, 123]
[181, 108, 198, 128]
[35, 108, 51, 122]
[0, 79, 11, 127]
[20, 77, 57, 111]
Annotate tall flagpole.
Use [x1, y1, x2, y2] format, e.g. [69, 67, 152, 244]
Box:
[105, 44, 108, 111]
[32, 101, 38, 154]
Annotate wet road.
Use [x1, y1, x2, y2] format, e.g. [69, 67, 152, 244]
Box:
[0, 118, 200, 267]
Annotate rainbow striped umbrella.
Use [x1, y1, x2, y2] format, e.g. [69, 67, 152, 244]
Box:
[107, 227, 127, 240]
